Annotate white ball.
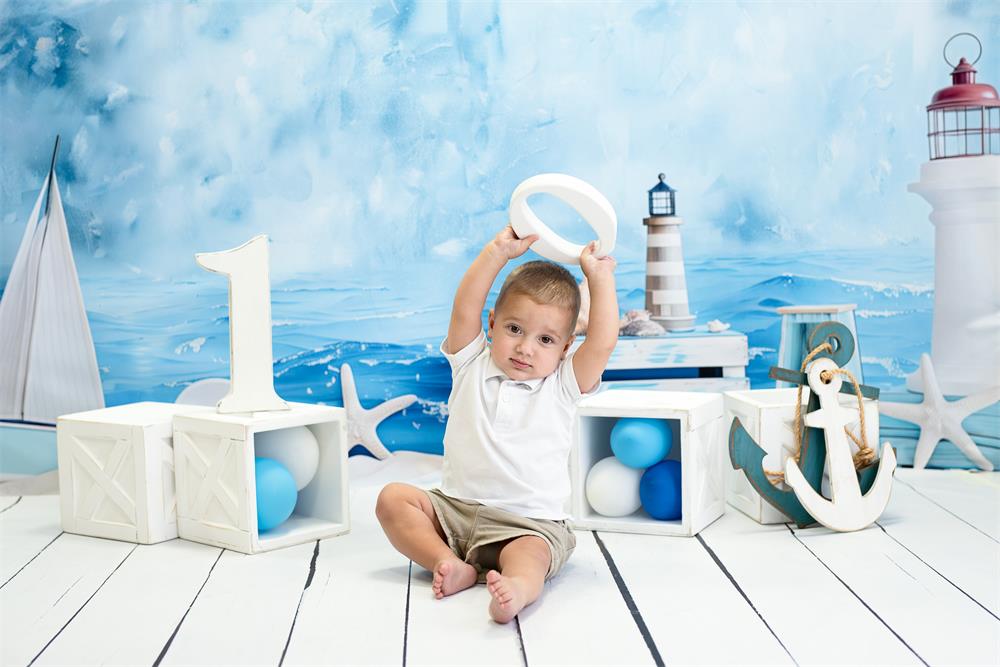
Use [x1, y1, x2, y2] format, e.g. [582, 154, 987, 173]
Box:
[254, 426, 320, 491]
[585, 456, 643, 517]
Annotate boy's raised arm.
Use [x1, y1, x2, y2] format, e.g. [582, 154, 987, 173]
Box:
[573, 242, 618, 393]
[445, 225, 538, 354]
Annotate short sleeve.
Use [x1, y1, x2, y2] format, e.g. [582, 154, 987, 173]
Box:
[558, 351, 601, 404]
[440, 330, 487, 378]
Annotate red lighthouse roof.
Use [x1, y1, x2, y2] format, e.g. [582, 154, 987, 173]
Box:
[928, 58, 1000, 111]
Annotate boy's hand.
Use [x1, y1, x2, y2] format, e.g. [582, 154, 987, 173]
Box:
[489, 225, 539, 261]
[580, 241, 616, 279]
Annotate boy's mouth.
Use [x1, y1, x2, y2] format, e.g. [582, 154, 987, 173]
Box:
[510, 358, 531, 370]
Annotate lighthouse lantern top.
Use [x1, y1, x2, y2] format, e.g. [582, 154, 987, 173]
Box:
[648, 173, 676, 217]
[926, 34, 1000, 160]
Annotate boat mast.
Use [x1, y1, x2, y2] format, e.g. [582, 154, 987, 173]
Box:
[43, 135, 60, 218]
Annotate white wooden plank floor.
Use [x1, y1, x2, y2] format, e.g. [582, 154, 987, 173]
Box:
[1, 462, 998, 667]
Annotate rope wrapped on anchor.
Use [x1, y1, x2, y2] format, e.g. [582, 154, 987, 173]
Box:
[765, 342, 876, 486]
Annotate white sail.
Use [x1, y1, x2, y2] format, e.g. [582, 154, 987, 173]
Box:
[0, 172, 104, 423]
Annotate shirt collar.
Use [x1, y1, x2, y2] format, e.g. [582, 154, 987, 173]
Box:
[485, 355, 545, 391]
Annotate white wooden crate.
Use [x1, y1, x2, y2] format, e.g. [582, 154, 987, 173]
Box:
[571, 328, 749, 393]
[56, 402, 215, 544]
[173, 402, 349, 554]
[723, 388, 880, 524]
[570, 390, 725, 536]
[601, 377, 749, 393]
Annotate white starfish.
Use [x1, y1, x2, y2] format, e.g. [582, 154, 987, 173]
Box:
[340, 363, 418, 460]
[880, 354, 999, 471]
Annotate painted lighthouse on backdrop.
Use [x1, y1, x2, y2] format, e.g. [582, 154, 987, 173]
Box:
[907, 35, 1000, 395]
[644, 174, 695, 331]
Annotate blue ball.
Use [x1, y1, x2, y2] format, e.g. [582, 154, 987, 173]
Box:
[640, 460, 682, 521]
[255, 457, 298, 532]
[610, 418, 673, 468]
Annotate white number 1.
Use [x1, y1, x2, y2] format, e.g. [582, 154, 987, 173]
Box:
[195, 235, 289, 414]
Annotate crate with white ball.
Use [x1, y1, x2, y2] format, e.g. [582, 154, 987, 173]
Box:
[570, 389, 725, 536]
[172, 402, 349, 554]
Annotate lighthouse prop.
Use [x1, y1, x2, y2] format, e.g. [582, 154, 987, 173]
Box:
[644, 174, 695, 331]
[881, 34, 1000, 471]
[907, 35, 1000, 395]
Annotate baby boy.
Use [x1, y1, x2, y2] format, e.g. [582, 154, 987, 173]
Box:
[376, 224, 618, 623]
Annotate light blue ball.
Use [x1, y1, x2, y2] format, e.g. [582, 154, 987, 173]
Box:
[640, 460, 682, 521]
[255, 457, 298, 532]
[610, 418, 673, 468]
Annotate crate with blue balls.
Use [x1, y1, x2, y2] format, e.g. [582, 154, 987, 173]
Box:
[172, 402, 349, 554]
[570, 390, 725, 536]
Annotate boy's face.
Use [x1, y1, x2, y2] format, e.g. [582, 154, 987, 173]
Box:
[488, 293, 575, 381]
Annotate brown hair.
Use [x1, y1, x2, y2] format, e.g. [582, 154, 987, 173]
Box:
[495, 260, 581, 335]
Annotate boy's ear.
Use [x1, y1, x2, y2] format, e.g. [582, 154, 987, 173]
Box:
[487, 309, 495, 337]
[562, 334, 576, 358]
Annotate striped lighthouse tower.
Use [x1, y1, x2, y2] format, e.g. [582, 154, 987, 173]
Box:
[644, 174, 695, 331]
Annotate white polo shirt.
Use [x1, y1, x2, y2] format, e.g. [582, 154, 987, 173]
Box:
[439, 330, 597, 520]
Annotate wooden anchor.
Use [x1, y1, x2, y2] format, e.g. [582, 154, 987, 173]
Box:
[783, 357, 896, 531]
[729, 322, 881, 527]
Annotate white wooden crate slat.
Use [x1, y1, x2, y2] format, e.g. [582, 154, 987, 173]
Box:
[792, 522, 1000, 666]
[894, 468, 1000, 540]
[879, 481, 1000, 615]
[33, 539, 222, 666]
[603, 377, 749, 393]
[0, 493, 62, 583]
[598, 529, 794, 666]
[573, 333, 748, 370]
[699, 512, 921, 666]
[281, 487, 409, 666]
[0, 534, 134, 666]
[158, 541, 315, 666]
[405, 570, 522, 665]
[517, 530, 656, 666]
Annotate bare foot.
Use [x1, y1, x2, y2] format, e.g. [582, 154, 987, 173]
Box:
[431, 558, 477, 599]
[486, 569, 528, 624]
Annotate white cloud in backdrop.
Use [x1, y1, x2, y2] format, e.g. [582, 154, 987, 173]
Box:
[0, 0, 996, 283]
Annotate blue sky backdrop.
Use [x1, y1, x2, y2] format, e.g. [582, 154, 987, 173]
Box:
[1, 1, 997, 452]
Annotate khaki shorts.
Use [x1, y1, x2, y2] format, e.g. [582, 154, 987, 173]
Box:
[426, 488, 576, 583]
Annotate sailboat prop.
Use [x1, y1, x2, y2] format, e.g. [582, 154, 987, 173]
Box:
[0, 137, 104, 425]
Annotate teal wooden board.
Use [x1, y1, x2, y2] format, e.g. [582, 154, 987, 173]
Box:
[881, 427, 999, 448]
[0, 425, 57, 476]
[888, 433, 1000, 470]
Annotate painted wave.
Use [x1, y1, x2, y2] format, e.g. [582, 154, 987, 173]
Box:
[7, 249, 932, 455]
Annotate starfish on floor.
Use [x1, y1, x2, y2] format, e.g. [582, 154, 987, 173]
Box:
[880, 354, 1000, 471]
[340, 363, 418, 460]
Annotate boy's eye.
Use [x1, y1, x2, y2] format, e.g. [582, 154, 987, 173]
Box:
[540, 336, 554, 345]
[506, 324, 521, 335]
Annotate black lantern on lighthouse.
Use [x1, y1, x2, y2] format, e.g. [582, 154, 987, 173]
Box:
[927, 33, 1000, 160]
[648, 173, 676, 216]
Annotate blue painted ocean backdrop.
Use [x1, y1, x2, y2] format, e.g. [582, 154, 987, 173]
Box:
[1, 1, 993, 454]
[59, 248, 934, 455]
